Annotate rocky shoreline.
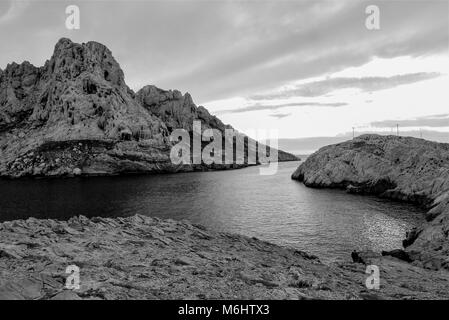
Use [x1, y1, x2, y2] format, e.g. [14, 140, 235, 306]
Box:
[1, 214, 449, 300]
[292, 134, 449, 271]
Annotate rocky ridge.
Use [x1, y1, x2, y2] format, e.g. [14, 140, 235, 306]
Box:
[0, 38, 297, 178]
[1, 214, 448, 300]
[135, 84, 298, 163]
[292, 134, 449, 271]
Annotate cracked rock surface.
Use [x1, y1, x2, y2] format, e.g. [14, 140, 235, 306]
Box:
[1, 214, 448, 300]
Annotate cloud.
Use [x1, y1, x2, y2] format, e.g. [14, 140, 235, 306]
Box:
[216, 102, 347, 115]
[250, 72, 442, 100]
[269, 113, 291, 119]
[371, 114, 449, 128]
[158, 1, 449, 102]
[1, 0, 448, 142]
[278, 136, 351, 155]
[279, 129, 449, 155]
[0, 1, 29, 25]
[0, 1, 447, 103]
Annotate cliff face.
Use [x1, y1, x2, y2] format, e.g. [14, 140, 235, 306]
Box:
[292, 134, 449, 271]
[136, 85, 298, 163]
[0, 38, 171, 177]
[0, 38, 297, 178]
[136, 85, 229, 133]
[0, 39, 167, 142]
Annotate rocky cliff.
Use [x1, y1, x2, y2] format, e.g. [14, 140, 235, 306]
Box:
[135, 84, 298, 163]
[0, 38, 297, 178]
[291, 134, 449, 271]
[136, 85, 229, 133]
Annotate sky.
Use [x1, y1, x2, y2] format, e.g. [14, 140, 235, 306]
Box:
[1, 0, 448, 153]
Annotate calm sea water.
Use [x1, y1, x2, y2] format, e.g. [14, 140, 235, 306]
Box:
[0, 161, 425, 261]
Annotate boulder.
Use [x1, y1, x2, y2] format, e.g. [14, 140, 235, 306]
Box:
[381, 249, 413, 262]
[351, 250, 381, 264]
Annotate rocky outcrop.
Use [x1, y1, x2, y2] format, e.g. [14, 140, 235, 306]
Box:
[136, 85, 229, 133]
[0, 38, 170, 177]
[1, 214, 448, 300]
[0, 38, 297, 178]
[136, 84, 298, 163]
[292, 134, 449, 271]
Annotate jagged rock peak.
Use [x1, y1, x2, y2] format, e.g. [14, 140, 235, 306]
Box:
[52, 38, 114, 61]
[2, 61, 38, 78]
[0, 38, 298, 178]
[136, 84, 228, 132]
[0, 37, 168, 144]
[44, 38, 125, 87]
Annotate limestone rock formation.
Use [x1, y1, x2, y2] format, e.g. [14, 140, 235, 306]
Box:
[136, 85, 228, 132]
[0, 38, 297, 178]
[292, 134, 449, 271]
[136, 84, 298, 163]
[0, 38, 171, 177]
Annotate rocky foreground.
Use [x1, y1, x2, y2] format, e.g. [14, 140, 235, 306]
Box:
[1, 214, 449, 300]
[292, 134, 449, 271]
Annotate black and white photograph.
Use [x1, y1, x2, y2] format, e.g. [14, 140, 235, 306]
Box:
[0, 0, 448, 309]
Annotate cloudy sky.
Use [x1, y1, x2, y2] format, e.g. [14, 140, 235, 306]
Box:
[1, 0, 448, 153]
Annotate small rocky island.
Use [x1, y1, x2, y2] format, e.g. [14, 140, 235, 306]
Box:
[292, 134, 449, 272]
[0, 38, 296, 179]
